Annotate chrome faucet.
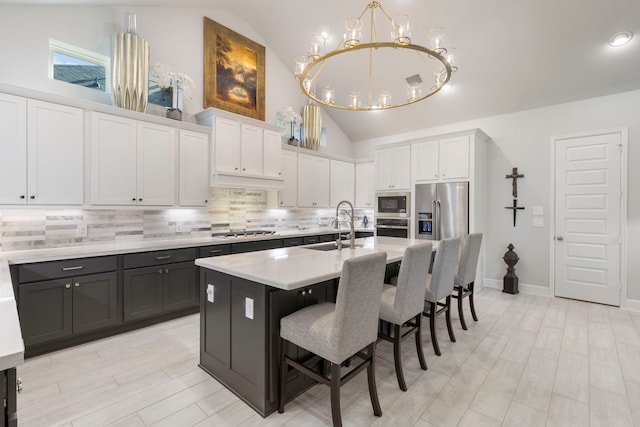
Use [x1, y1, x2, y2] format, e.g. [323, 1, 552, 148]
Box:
[335, 200, 355, 250]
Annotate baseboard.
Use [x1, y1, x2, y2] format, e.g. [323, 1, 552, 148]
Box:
[481, 278, 552, 297]
[622, 298, 640, 313]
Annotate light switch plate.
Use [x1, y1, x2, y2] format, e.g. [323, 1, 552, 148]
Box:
[533, 217, 544, 227]
[245, 297, 254, 320]
[533, 206, 544, 216]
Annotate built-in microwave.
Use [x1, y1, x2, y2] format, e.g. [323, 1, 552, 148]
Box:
[375, 192, 410, 218]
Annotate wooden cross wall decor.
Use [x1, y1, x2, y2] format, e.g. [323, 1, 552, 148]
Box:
[505, 167, 525, 226]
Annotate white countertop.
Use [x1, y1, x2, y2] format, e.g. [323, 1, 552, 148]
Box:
[195, 236, 438, 290]
[0, 227, 374, 370]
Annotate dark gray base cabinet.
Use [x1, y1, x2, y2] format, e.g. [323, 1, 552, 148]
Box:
[124, 261, 197, 322]
[199, 269, 336, 417]
[18, 271, 118, 347]
[2, 368, 17, 427]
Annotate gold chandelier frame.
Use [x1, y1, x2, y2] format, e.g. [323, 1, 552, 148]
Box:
[295, 1, 455, 111]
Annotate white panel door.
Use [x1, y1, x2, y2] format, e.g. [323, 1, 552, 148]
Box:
[0, 93, 27, 204]
[393, 145, 411, 190]
[27, 100, 84, 205]
[355, 162, 374, 208]
[179, 129, 209, 207]
[263, 129, 282, 178]
[240, 123, 263, 175]
[137, 121, 176, 206]
[554, 131, 623, 306]
[214, 116, 240, 173]
[91, 113, 138, 205]
[279, 150, 297, 207]
[330, 159, 354, 207]
[439, 135, 470, 181]
[412, 140, 439, 182]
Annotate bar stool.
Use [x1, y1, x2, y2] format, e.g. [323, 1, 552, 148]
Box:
[423, 237, 461, 356]
[378, 242, 432, 391]
[452, 233, 483, 330]
[278, 252, 387, 427]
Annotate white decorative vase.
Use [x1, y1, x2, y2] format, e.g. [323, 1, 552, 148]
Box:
[111, 12, 149, 112]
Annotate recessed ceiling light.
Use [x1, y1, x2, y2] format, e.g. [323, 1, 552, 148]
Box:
[609, 31, 633, 47]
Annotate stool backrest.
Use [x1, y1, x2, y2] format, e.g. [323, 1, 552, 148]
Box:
[455, 233, 483, 287]
[429, 237, 461, 301]
[332, 252, 387, 362]
[394, 242, 433, 320]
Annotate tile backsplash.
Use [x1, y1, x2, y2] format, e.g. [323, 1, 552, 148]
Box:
[0, 188, 373, 251]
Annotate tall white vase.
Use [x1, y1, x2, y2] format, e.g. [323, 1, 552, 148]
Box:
[111, 12, 149, 112]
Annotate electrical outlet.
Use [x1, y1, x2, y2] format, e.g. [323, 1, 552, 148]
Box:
[533, 206, 544, 215]
[76, 223, 87, 237]
[533, 217, 544, 227]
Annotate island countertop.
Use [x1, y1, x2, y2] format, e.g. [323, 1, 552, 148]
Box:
[195, 236, 438, 291]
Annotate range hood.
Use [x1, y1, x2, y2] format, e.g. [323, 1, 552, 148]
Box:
[211, 172, 284, 190]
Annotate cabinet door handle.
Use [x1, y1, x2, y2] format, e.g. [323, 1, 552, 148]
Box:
[19, 195, 25, 199]
[65, 283, 71, 289]
[301, 290, 307, 296]
[132, 197, 136, 201]
[155, 255, 171, 260]
[165, 268, 169, 274]
[308, 289, 313, 295]
[209, 249, 222, 254]
[138, 198, 143, 202]
[74, 282, 80, 287]
[158, 269, 163, 274]
[62, 266, 84, 271]
[30, 195, 35, 199]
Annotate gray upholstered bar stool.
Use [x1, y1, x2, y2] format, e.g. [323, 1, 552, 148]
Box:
[278, 252, 387, 427]
[423, 237, 461, 356]
[452, 233, 483, 330]
[378, 242, 432, 391]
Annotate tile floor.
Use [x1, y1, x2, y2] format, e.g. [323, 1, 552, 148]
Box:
[16, 288, 640, 427]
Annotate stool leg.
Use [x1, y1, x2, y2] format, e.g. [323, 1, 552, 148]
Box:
[446, 296, 456, 343]
[366, 343, 383, 417]
[429, 302, 441, 356]
[457, 286, 468, 330]
[330, 362, 342, 427]
[469, 281, 479, 322]
[278, 338, 287, 414]
[415, 314, 428, 371]
[392, 324, 407, 391]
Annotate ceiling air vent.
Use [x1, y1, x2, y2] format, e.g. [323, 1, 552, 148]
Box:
[405, 74, 423, 86]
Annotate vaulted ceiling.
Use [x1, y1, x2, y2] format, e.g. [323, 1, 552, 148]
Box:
[5, 0, 640, 141]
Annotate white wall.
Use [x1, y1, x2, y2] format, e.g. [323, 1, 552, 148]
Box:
[0, 5, 353, 157]
[354, 89, 640, 303]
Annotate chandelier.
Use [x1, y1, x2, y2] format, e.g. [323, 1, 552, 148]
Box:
[294, 1, 457, 111]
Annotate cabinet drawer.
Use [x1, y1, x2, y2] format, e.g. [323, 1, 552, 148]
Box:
[198, 244, 232, 257]
[123, 248, 197, 269]
[18, 256, 117, 283]
[283, 237, 303, 247]
[231, 239, 283, 254]
[303, 235, 319, 245]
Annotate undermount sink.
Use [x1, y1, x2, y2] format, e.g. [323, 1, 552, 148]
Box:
[304, 242, 365, 251]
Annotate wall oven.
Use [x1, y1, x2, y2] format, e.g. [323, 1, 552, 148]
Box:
[375, 217, 410, 238]
[375, 192, 410, 218]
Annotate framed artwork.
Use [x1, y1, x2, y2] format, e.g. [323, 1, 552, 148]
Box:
[204, 17, 265, 121]
[147, 75, 172, 108]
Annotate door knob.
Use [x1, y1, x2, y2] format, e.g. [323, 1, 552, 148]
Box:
[557, 236, 564, 241]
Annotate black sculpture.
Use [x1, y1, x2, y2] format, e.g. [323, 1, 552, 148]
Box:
[503, 243, 519, 294]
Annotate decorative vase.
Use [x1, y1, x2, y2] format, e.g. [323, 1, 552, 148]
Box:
[165, 79, 183, 120]
[301, 103, 322, 150]
[111, 12, 149, 112]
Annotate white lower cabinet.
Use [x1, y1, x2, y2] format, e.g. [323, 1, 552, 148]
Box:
[178, 129, 209, 207]
[297, 153, 330, 207]
[91, 112, 176, 206]
[0, 94, 83, 205]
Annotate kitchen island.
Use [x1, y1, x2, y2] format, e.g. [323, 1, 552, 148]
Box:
[195, 236, 437, 417]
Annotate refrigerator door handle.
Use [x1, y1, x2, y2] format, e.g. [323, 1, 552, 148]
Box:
[436, 200, 441, 240]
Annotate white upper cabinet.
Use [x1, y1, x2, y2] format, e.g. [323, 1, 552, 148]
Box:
[179, 129, 210, 207]
[0, 93, 27, 204]
[213, 114, 282, 184]
[263, 129, 283, 178]
[240, 123, 263, 175]
[330, 159, 355, 207]
[355, 162, 375, 208]
[91, 112, 176, 206]
[0, 96, 83, 205]
[297, 153, 330, 207]
[278, 150, 297, 207]
[214, 116, 241, 174]
[374, 145, 410, 191]
[412, 135, 470, 182]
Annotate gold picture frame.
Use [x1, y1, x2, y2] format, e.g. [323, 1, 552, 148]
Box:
[204, 17, 265, 121]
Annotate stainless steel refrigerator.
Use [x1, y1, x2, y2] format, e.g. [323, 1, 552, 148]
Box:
[415, 182, 469, 240]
